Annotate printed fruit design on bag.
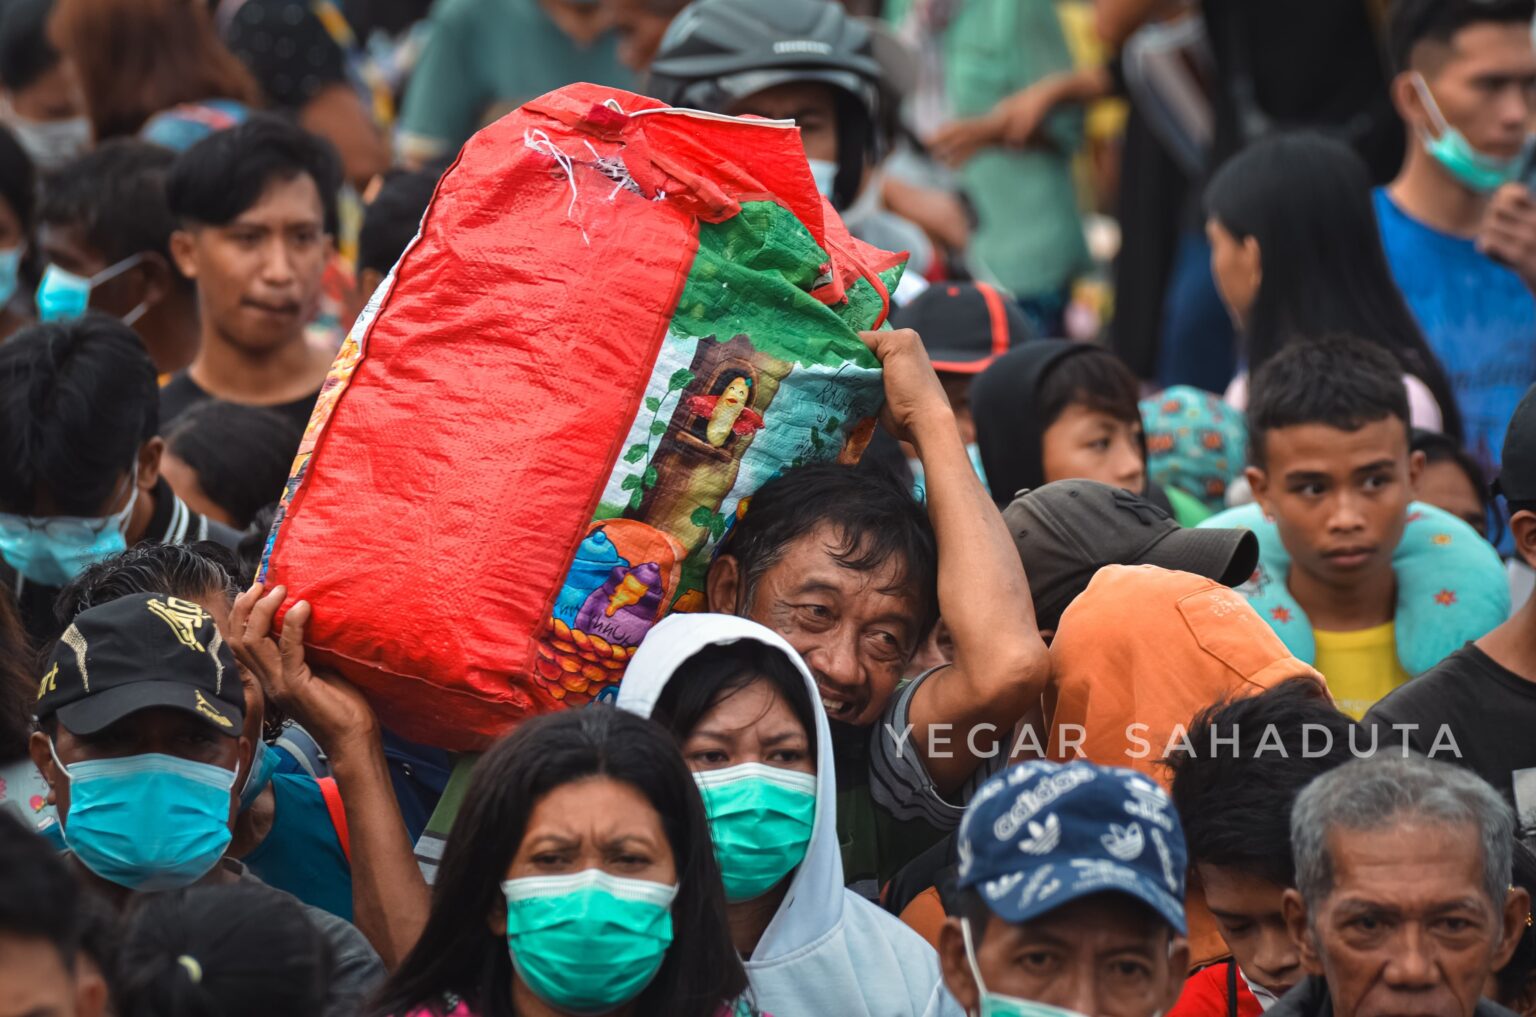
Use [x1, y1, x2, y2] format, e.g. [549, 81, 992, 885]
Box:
[532, 201, 890, 706]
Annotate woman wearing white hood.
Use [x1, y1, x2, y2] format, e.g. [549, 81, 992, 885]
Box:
[617, 612, 962, 1017]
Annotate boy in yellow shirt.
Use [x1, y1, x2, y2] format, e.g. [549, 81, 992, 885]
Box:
[1243, 337, 1423, 717]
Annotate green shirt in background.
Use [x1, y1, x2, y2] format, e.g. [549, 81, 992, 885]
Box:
[890, 0, 1090, 300]
[397, 0, 631, 164]
[947, 0, 1089, 298]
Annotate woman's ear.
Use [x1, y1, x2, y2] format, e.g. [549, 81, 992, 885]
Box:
[1242, 234, 1263, 293]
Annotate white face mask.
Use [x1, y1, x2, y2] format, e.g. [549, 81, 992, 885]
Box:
[1, 98, 91, 172]
[807, 157, 839, 199]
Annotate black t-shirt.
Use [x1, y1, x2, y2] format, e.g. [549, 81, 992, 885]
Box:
[1367, 644, 1536, 835]
[160, 371, 319, 433]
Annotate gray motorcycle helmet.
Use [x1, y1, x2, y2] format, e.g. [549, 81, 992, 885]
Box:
[647, 0, 886, 210]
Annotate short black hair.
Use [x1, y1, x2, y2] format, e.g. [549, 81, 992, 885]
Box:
[167, 114, 341, 235]
[164, 402, 302, 530]
[652, 639, 818, 766]
[1165, 678, 1355, 888]
[714, 462, 939, 644]
[40, 139, 181, 275]
[54, 542, 239, 629]
[0, 316, 158, 515]
[1390, 0, 1536, 73]
[0, 810, 82, 969]
[1037, 346, 1142, 430]
[357, 169, 436, 276]
[117, 884, 333, 1017]
[0, 125, 35, 237]
[1247, 335, 1411, 469]
[0, 0, 59, 93]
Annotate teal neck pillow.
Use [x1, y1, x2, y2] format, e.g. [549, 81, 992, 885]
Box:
[1198, 501, 1509, 675]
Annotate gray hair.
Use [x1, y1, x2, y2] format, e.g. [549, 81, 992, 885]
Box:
[1291, 753, 1514, 912]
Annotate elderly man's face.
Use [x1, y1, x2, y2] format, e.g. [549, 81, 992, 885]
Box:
[1282, 821, 1529, 1017]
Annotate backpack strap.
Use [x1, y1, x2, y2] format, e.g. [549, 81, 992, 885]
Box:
[317, 777, 351, 862]
[1227, 959, 1239, 1017]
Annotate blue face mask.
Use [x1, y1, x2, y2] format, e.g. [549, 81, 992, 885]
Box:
[1412, 73, 1534, 193]
[51, 744, 239, 891]
[0, 245, 21, 306]
[0, 481, 138, 587]
[238, 741, 281, 812]
[36, 253, 147, 324]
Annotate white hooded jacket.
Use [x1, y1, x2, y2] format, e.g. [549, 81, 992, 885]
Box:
[616, 613, 962, 1017]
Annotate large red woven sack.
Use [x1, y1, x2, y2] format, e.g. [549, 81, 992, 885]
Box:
[259, 83, 904, 750]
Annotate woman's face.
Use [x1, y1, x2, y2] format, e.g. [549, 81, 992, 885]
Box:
[680, 677, 815, 778]
[1417, 458, 1488, 537]
[1206, 216, 1262, 328]
[504, 776, 677, 886]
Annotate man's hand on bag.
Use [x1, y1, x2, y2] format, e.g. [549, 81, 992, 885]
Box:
[858, 328, 955, 447]
[230, 582, 379, 757]
[1479, 182, 1536, 292]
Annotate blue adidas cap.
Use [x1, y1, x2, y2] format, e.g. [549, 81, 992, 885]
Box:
[956, 760, 1188, 934]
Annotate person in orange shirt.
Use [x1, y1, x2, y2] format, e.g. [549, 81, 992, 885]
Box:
[894, 562, 1323, 973]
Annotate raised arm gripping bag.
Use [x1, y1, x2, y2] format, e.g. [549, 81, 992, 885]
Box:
[258, 83, 905, 750]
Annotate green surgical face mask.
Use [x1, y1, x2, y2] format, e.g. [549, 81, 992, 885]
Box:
[962, 918, 1095, 1017]
[694, 762, 817, 902]
[1412, 72, 1533, 193]
[502, 868, 677, 1014]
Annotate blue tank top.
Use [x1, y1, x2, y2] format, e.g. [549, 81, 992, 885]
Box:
[242, 771, 353, 922]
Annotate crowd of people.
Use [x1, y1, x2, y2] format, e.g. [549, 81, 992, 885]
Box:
[2, 0, 1536, 1016]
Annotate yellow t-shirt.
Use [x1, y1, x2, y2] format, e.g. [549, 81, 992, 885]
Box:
[1313, 623, 1412, 719]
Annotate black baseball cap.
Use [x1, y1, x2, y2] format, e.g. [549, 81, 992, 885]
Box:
[36, 592, 245, 736]
[1005, 480, 1258, 630]
[1495, 382, 1536, 504]
[892, 281, 1034, 374]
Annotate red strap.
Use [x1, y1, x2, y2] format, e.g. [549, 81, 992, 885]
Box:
[317, 777, 351, 862]
[973, 281, 1012, 357]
